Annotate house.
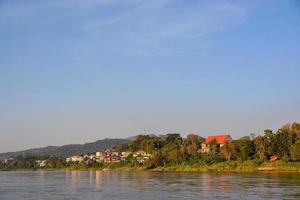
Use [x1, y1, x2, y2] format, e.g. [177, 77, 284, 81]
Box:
[3, 158, 15, 164]
[95, 152, 101, 158]
[66, 155, 84, 163]
[89, 154, 96, 160]
[36, 160, 47, 167]
[199, 134, 232, 153]
[133, 151, 152, 163]
[270, 155, 279, 162]
[83, 154, 90, 159]
[98, 149, 122, 163]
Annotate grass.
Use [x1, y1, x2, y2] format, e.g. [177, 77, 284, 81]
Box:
[151, 161, 300, 173]
[2, 161, 300, 173]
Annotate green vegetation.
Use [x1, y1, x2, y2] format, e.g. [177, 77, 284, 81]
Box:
[1, 122, 300, 173]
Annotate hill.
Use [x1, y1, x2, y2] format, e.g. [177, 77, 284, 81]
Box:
[0, 138, 128, 160]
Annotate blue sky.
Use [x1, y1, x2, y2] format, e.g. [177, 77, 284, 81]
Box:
[0, 0, 300, 152]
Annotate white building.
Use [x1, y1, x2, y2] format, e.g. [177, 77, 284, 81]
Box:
[96, 152, 102, 158]
[66, 155, 84, 163]
[36, 160, 47, 167]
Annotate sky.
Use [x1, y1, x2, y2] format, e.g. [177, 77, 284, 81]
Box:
[0, 0, 300, 152]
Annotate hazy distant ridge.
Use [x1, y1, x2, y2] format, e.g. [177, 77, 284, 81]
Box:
[0, 138, 128, 160]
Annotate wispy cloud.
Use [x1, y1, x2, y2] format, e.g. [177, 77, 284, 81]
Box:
[77, 0, 249, 56]
[0, 0, 278, 56]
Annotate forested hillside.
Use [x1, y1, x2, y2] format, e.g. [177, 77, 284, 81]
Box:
[0, 138, 128, 160]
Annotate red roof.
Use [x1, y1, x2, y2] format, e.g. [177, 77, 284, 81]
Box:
[206, 134, 232, 144]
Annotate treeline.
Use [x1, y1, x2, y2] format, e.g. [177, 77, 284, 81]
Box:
[0, 156, 64, 170]
[118, 122, 300, 168]
[1, 122, 300, 170]
[0, 155, 106, 170]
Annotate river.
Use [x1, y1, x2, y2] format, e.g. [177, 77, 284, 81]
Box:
[0, 171, 300, 199]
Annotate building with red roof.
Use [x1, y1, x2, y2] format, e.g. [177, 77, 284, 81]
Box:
[205, 134, 232, 145]
[199, 134, 232, 154]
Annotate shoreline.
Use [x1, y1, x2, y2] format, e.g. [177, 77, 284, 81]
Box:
[2, 161, 300, 173]
[1, 168, 299, 174]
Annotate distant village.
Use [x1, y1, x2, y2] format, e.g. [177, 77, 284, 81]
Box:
[1, 148, 153, 168]
[65, 149, 152, 165]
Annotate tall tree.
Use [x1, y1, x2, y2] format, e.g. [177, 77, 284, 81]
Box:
[220, 143, 236, 161]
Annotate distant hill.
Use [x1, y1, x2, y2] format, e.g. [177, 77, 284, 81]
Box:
[0, 138, 128, 160]
[126, 134, 158, 141]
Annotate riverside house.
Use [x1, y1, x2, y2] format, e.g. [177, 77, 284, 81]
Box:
[35, 160, 47, 167]
[2, 158, 15, 165]
[99, 149, 122, 163]
[133, 151, 151, 163]
[66, 155, 84, 163]
[199, 134, 232, 153]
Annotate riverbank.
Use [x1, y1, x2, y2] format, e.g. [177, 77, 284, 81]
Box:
[62, 161, 300, 173]
[1, 161, 300, 173]
[151, 161, 300, 173]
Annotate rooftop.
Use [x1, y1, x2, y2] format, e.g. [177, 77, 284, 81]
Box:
[205, 134, 232, 144]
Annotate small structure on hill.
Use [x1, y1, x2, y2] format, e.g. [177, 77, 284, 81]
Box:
[269, 155, 279, 162]
[35, 160, 47, 167]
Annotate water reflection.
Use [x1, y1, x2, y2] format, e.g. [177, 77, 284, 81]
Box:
[0, 171, 300, 200]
